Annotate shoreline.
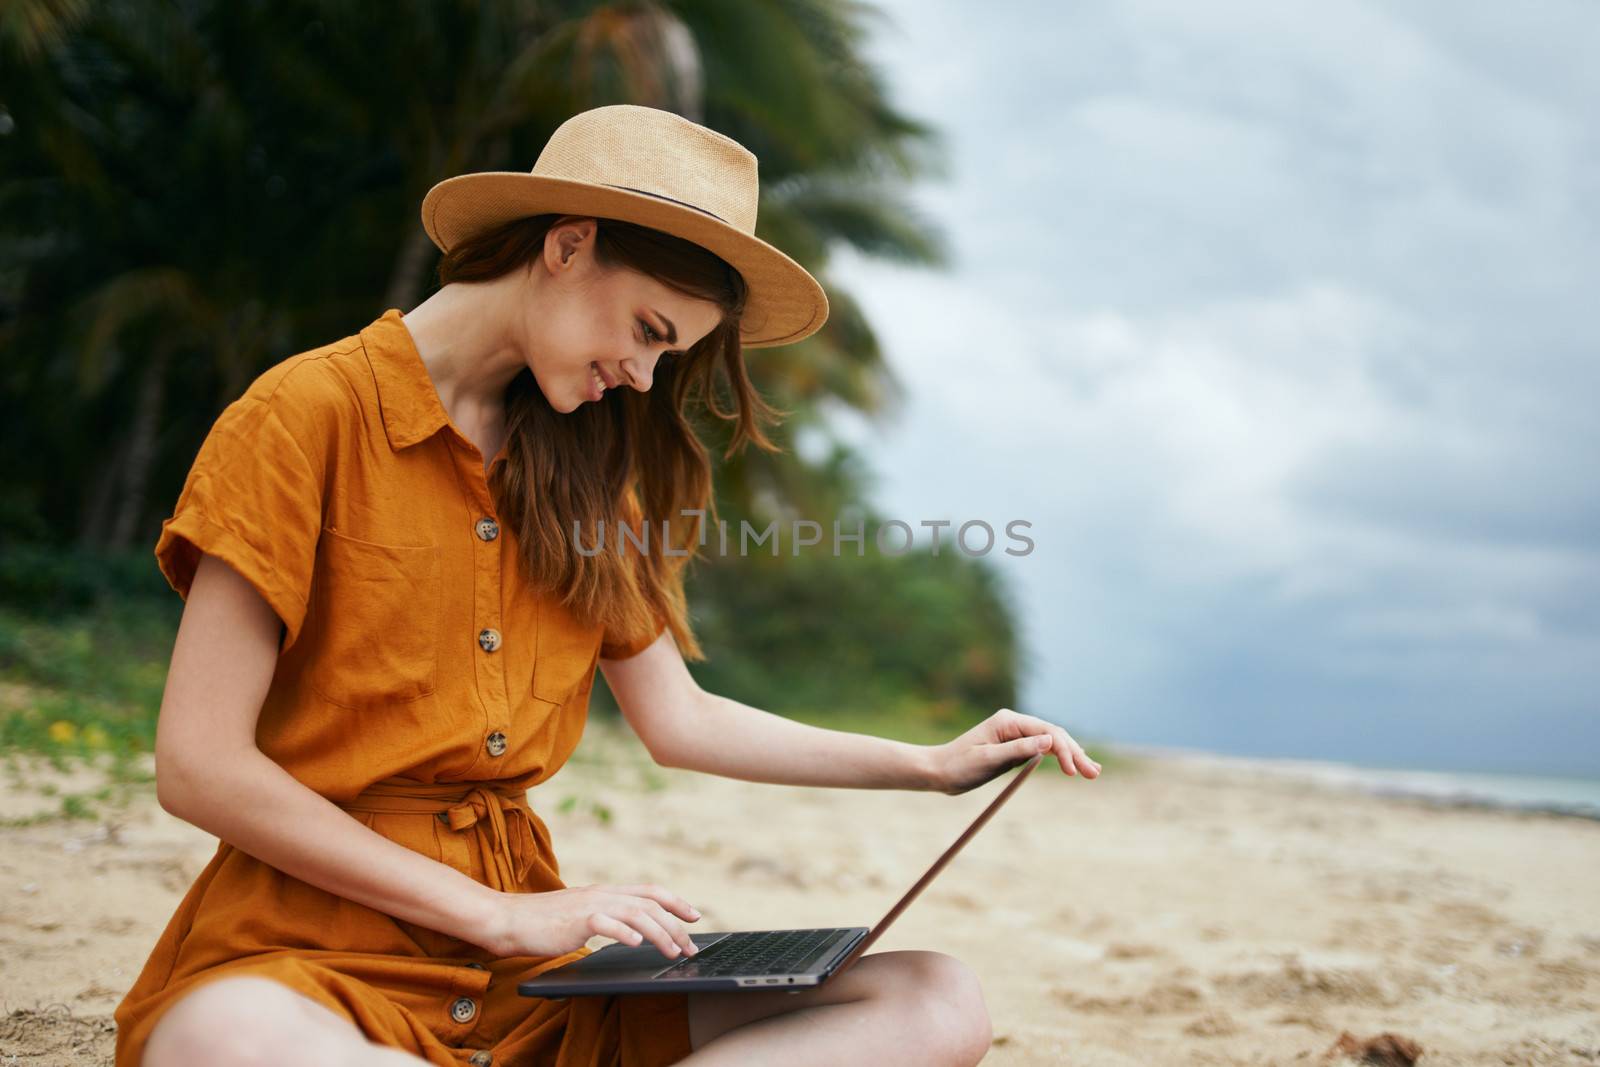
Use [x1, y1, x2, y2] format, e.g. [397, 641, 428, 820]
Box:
[1110, 741, 1600, 824]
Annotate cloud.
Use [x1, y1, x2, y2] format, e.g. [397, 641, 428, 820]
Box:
[827, 0, 1600, 776]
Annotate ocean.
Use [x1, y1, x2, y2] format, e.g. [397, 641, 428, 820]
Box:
[1110, 743, 1600, 823]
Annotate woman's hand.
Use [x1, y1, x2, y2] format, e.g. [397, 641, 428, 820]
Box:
[472, 882, 702, 961]
[929, 708, 1102, 796]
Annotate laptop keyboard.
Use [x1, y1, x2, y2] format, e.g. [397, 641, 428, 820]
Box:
[656, 928, 841, 979]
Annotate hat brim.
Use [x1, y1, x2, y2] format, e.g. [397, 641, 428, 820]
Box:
[420, 172, 828, 349]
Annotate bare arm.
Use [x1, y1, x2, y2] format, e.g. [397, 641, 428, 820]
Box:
[600, 632, 938, 790]
[155, 552, 499, 947]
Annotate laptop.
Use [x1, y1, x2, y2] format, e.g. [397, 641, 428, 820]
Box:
[518, 751, 1044, 998]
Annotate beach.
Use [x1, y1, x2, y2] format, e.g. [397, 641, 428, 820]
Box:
[3, 717, 1598, 1065]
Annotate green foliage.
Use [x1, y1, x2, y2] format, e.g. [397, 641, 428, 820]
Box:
[1, 0, 947, 548]
[590, 503, 1022, 738]
[0, 549, 174, 780]
[0, 624, 164, 760]
[0, 544, 177, 615]
[556, 792, 614, 825]
[689, 533, 1018, 723]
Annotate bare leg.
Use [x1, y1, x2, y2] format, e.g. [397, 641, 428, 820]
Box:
[681, 950, 992, 1067]
[141, 975, 430, 1067]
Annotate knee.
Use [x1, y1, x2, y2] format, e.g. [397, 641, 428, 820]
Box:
[894, 950, 994, 1065]
[141, 976, 312, 1067]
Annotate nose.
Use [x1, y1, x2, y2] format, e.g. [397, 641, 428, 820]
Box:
[620, 360, 653, 391]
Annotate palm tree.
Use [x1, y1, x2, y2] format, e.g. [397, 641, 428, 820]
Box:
[0, 0, 946, 547]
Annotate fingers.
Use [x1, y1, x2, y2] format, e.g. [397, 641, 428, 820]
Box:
[611, 883, 701, 924]
[626, 902, 698, 959]
[590, 907, 689, 959]
[1000, 709, 1103, 779]
[590, 912, 644, 947]
[1005, 735, 1051, 766]
[1019, 734, 1051, 756]
[602, 885, 700, 958]
[1042, 725, 1099, 777]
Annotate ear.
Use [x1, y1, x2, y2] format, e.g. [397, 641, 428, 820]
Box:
[545, 216, 598, 272]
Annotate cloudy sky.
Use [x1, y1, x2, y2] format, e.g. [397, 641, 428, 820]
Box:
[820, 0, 1600, 777]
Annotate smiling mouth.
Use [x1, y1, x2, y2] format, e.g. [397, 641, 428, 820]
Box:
[590, 362, 607, 395]
[593, 361, 629, 390]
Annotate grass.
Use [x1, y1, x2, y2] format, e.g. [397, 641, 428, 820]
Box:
[0, 592, 178, 823]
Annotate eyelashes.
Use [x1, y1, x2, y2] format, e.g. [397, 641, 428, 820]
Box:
[638, 318, 681, 361]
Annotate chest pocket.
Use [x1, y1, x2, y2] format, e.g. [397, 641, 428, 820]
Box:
[301, 527, 441, 709]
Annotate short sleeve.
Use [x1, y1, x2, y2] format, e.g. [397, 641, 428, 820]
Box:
[599, 612, 668, 660]
[154, 394, 326, 656]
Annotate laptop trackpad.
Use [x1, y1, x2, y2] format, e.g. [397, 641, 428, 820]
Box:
[560, 935, 725, 972]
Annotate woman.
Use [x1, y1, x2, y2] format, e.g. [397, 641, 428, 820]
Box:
[114, 104, 1099, 1067]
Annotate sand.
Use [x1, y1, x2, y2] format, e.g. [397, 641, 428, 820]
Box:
[3, 717, 1599, 1065]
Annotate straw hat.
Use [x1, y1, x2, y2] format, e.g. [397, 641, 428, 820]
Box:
[419, 104, 829, 349]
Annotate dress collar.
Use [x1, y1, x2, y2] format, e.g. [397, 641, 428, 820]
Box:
[362, 307, 449, 451]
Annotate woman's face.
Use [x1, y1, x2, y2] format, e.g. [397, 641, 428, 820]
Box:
[520, 217, 726, 414]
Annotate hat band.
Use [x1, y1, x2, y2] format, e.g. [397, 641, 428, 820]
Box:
[599, 182, 729, 225]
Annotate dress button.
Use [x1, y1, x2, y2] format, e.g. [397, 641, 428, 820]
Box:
[486, 731, 507, 757]
[476, 517, 499, 542]
[478, 628, 502, 653]
[450, 996, 478, 1024]
[468, 1052, 494, 1067]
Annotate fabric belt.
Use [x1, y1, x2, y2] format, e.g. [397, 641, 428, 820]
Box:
[336, 779, 539, 891]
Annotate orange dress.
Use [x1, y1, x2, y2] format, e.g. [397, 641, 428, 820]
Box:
[113, 308, 684, 1067]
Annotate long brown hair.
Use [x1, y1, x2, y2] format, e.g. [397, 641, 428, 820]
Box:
[434, 213, 785, 662]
